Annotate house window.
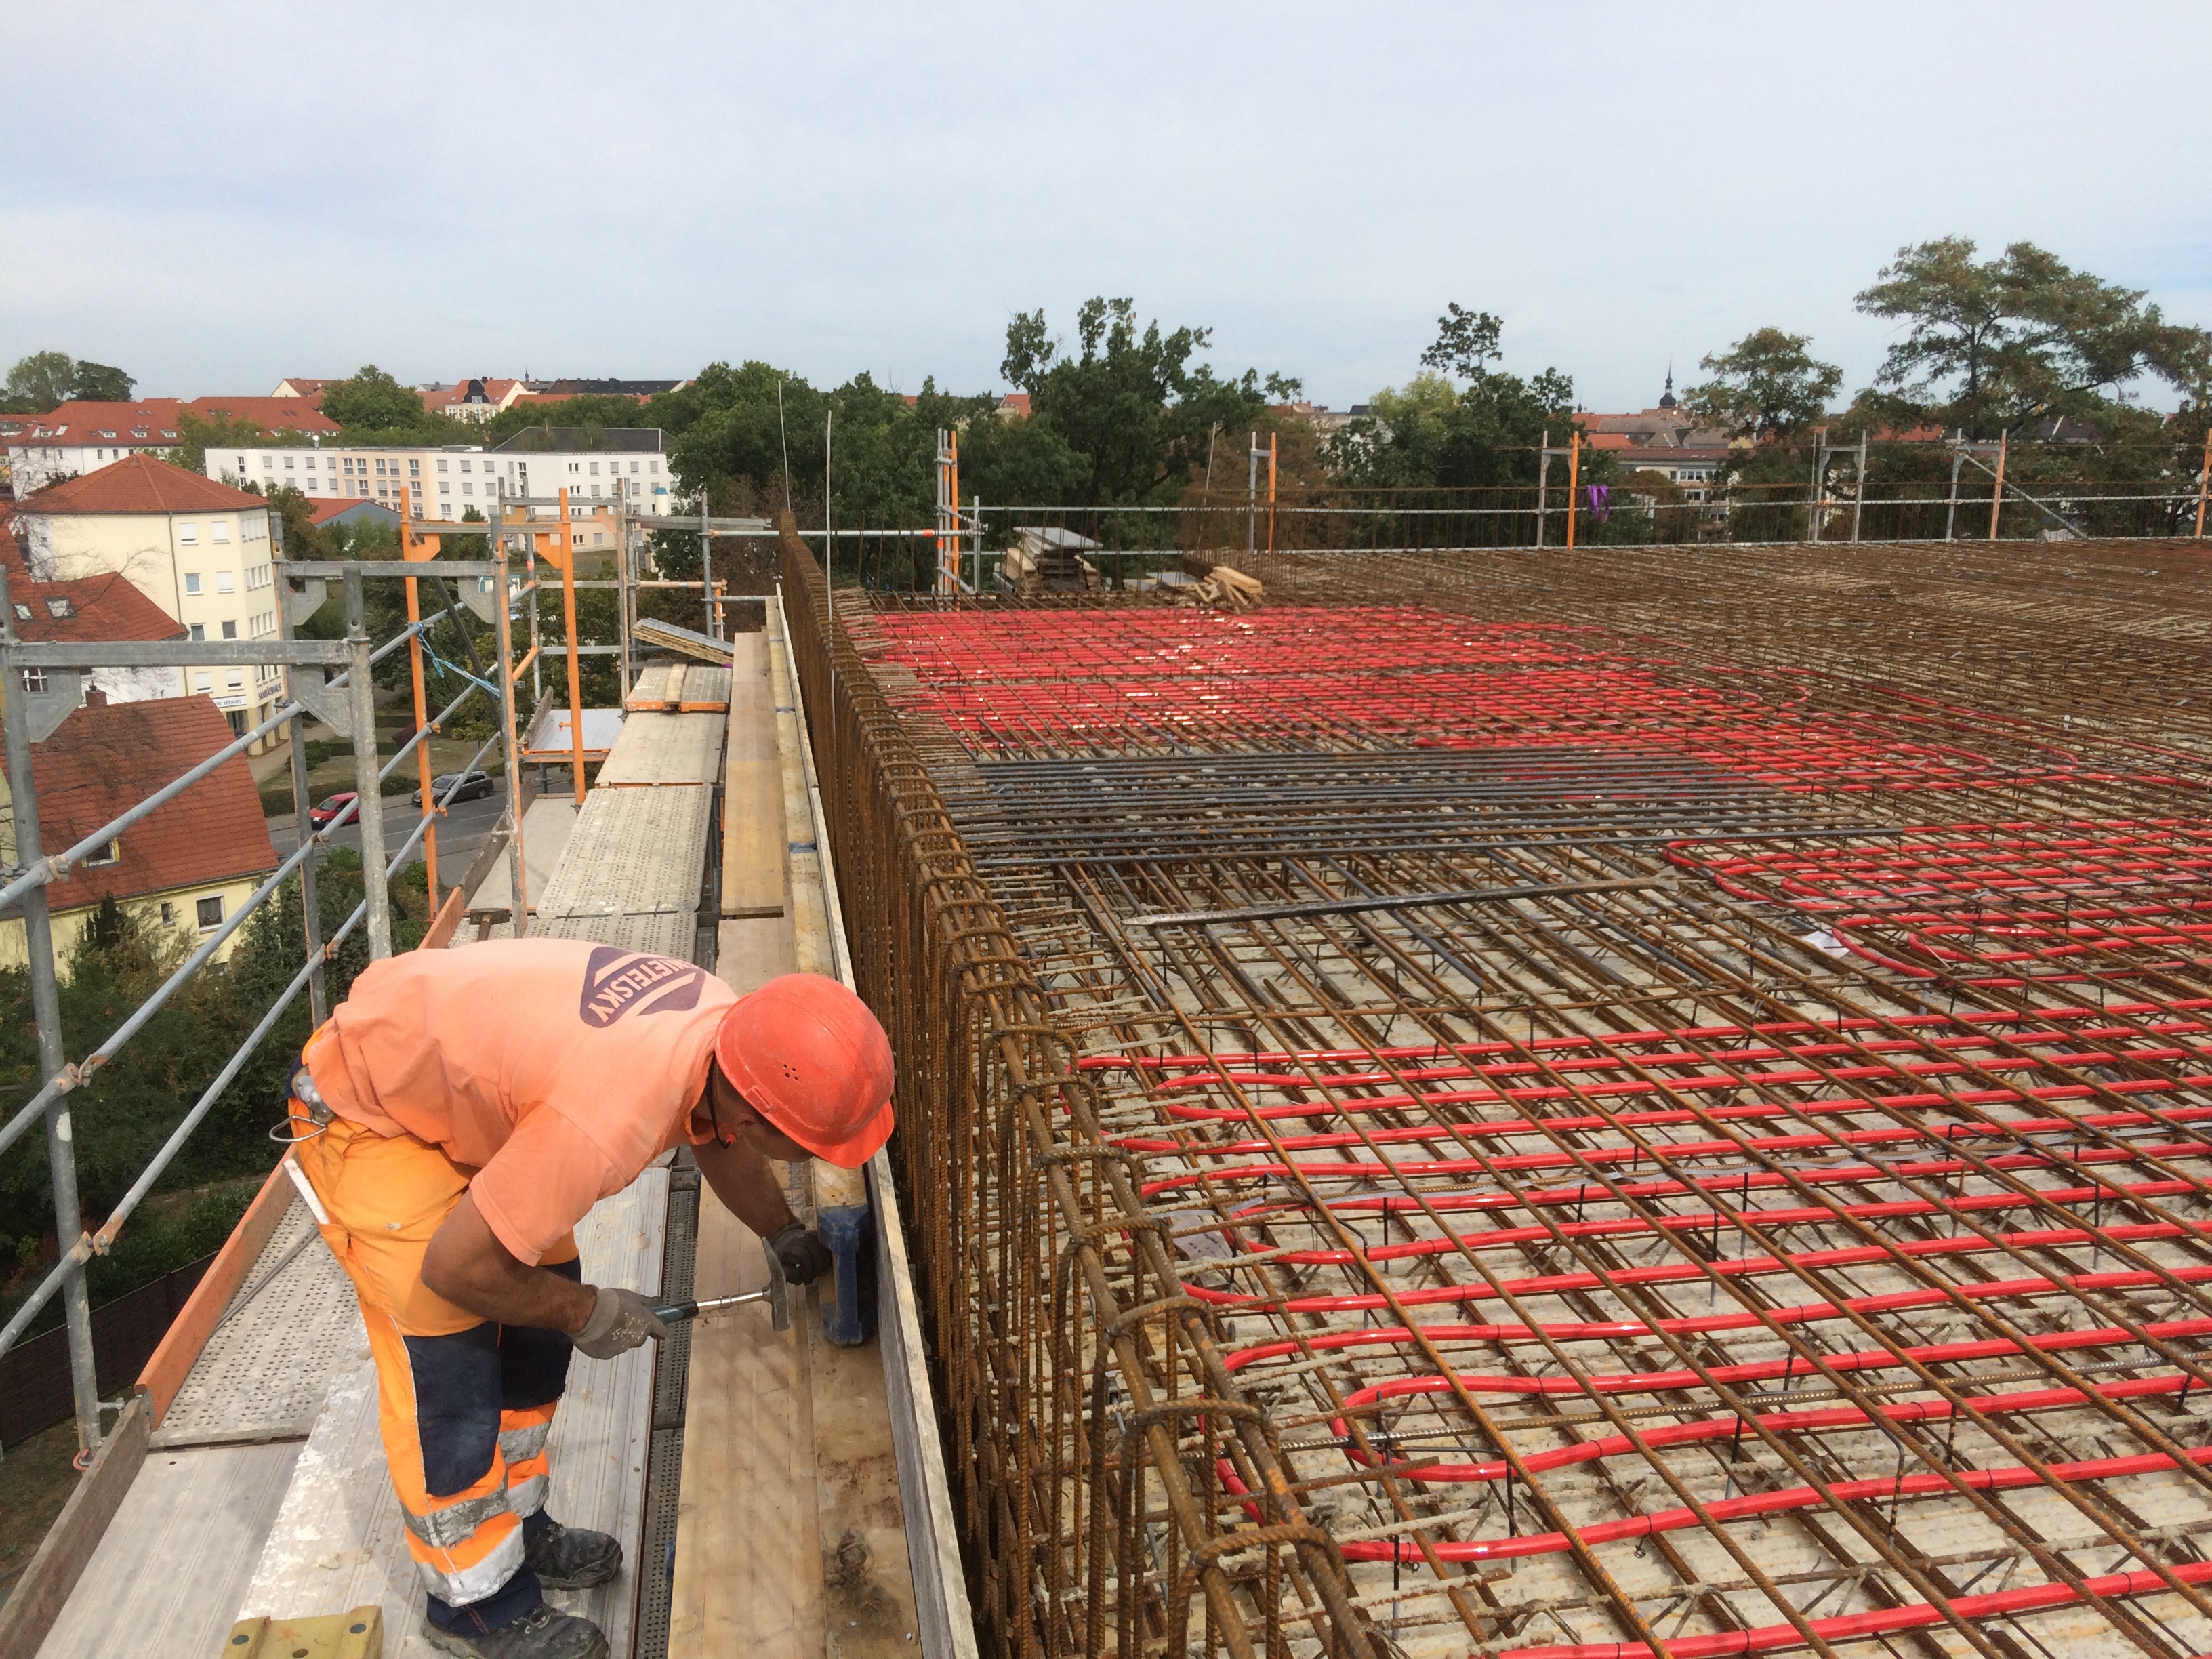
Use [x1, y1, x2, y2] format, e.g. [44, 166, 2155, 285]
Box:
[194, 671, 212, 689]
[437, 458, 449, 472]
[213, 520, 231, 543]
[84, 840, 120, 867]
[409, 460, 420, 476]
[283, 455, 295, 470]
[196, 895, 224, 930]
[44, 596, 73, 618]
[184, 573, 202, 594]
[180, 522, 199, 544]
[227, 670, 243, 689]
[588, 461, 599, 476]
[24, 667, 47, 693]
[460, 459, 472, 474]
[216, 571, 236, 593]
[159, 901, 175, 926]
[222, 619, 238, 639]
[188, 623, 206, 642]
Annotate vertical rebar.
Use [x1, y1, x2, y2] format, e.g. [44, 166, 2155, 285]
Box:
[274, 548, 327, 1023]
[1946, 438, 1965, 541]
[1, 566, 104, 1453]
[1988, 432, 2009, 540]
[1851, 431, 1868, 543]
[399, 485, 438, 902]
[1536, 430, 1549, 550]
[344, 569, 392, 960]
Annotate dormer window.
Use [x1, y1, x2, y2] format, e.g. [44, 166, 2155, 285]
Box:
[84, 840, 121, 867]
[44, 596, 73, 619]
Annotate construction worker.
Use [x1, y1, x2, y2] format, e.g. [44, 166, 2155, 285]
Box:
[286, 938, 894, 1659]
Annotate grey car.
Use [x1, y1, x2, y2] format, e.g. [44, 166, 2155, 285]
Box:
[412, 770, 495, 808]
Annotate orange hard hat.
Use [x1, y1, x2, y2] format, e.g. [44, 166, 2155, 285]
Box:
[714, 974, 895, 1168]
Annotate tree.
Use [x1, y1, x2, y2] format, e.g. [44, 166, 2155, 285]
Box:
[70, 361, 135, 401]
[1326, 306, 1580, 490]
[1000, 298, 1282, 506]
[1854, 238, 2212, 438]
[1683, 328, 1841, 440]
[2, 350, 78, 413]
[321, 364, 434, 434]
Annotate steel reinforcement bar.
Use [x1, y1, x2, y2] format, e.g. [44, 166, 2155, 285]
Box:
[777, 516, 1380, 1659]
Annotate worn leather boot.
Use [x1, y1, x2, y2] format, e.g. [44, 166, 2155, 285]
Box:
[421, 1603, 608, 1659]
[523, 1519, 623, 1590]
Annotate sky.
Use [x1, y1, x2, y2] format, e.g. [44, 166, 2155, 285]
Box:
[8, 3, 2211, 415]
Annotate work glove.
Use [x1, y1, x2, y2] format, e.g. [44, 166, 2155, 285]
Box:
[573, 1285, 669, 1359]
[769, 1223, 834, 1286]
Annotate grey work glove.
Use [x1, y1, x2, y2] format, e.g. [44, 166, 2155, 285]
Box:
[769, 1223, 834, 1287]
[573, 1285, 668, 1359]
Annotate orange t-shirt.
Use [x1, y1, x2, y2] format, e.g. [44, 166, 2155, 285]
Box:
[304, 937, 736, 1265]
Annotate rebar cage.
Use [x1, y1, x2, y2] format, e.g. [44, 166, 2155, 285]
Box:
[779, 523, 2212, 1659]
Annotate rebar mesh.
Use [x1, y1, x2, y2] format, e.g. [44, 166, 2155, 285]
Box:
[785, 523, 2212, 1659]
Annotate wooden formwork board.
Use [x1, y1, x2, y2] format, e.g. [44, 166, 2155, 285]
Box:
[721, 634, 783, 919]
[624, 662, 675, 710]
[675, 664, 733, 711]
[598, 711, 727, 789]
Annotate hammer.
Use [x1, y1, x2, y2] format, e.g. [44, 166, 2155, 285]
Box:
[651, 1237, 791, 1332]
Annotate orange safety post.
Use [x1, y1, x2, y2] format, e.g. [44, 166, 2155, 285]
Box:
[399, 485, 441, 899]
[1265, 432, 1278, 556]
[558, 487, 587, 804]
[1564, 430, 1581, 550]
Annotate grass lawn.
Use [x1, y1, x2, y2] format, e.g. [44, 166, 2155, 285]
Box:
[260, 713, 503, 818]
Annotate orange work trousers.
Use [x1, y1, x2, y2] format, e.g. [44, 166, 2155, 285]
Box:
[293, 1111, 579, 1633]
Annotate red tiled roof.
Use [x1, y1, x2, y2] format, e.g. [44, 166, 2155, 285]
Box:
[183, 396, 340, 434]
[12, 400, 184, 443]
[18, 454, 269, 515]
[275, 378, 334, 398]
[12, 697, 277, 916]
[8, 571, 182, 644]
[999, 393, 1032, 417]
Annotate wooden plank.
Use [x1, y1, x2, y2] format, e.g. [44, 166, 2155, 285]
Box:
[676, 666, 732, 712]
[31, 1441, 302, 1659]
[0, 1393, 148, 1659]
[420, 887, 466, 950]
[716, 917, 796, 998]
[720, 634, 783, 919]
[136, 1156, 294, 1427]
[668, 1197, 822, 1659]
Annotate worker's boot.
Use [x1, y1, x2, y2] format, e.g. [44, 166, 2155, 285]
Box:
[421, 1603, 607, 1659]
[523, 1517, 623, 1589]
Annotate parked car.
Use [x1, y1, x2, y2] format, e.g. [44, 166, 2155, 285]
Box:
[413, 770, 495, 808]
[307, 792, 357, 830]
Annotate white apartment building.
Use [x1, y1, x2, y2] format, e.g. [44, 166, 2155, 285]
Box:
[205, 432, 676, 552]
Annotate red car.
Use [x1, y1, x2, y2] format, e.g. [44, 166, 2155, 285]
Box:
[307, 792, 358, 830]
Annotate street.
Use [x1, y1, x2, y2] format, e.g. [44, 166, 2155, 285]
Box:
[268, 783, 510, 884]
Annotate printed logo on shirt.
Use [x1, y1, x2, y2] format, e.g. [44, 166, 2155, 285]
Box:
[577, 946, 708, 1029]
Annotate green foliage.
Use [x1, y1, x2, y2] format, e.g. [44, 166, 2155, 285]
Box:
[1328, 308, 1582, 490]
[321, 365, 432, 433]
[1000, 297, 1280, 506]
[1683, 328, 1841, 440]
[1855, 238, 2212, 439]
[70, 361, 135, 402]
[1, 351, 79, 413]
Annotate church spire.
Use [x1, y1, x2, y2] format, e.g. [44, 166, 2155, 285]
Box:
[1658, 362, 1678, 410]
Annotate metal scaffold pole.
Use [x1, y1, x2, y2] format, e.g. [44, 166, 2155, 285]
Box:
[274, 544, 327, 1023]
[493, 544, 530, 939]
[1, 565, 104, 1453]
[343, 568, 392, 960]
[558, 487, 587, 804]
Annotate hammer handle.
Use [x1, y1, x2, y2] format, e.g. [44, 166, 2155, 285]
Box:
[652, 1289, 770, 1324]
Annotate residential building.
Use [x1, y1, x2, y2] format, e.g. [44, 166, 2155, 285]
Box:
[485, 427, 676, 523]
[0, 695, 279, 972]
[1579, 377, 1742, 501]
[204, 438, 476, 504]
[2, 396, 338, 493]
[524, 378, 684, 401]
[424, 377, 535, 422]
[12, 457, 286, 747]
[1, 552, 190, 705]
[2, 400, 186, 493]
[271, 377, 335, 399]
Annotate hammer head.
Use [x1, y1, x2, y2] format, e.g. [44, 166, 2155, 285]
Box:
[758, 1237, 792, 1332]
